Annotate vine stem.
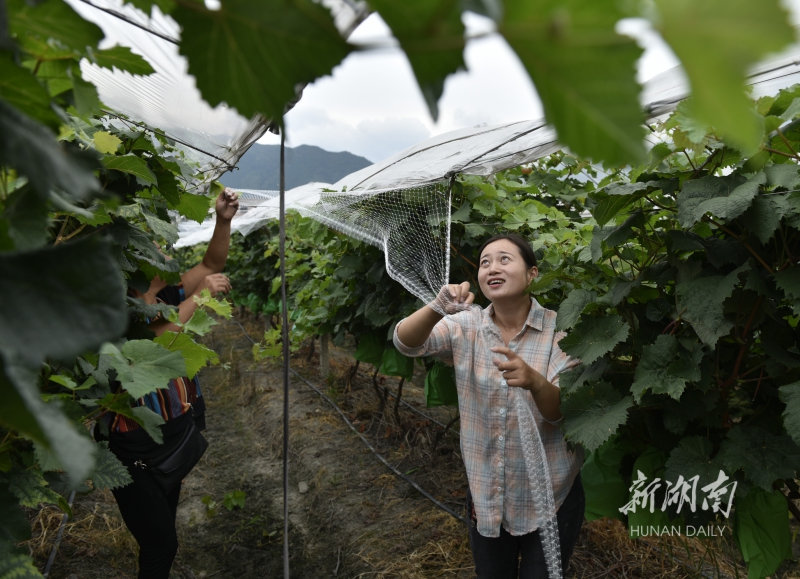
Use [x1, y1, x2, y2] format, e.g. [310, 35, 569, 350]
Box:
[777, 129, 800, 160]
[723, 295, 764, 391]
[763, 146, 799, 161]
[704, 216, 774, 273]
[751, 366, 765, 401]
[54, 217, 71, 246]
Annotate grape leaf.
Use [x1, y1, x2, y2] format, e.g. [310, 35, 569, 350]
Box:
[8, 0, 103, 57]
[663, 436, 727, 493]
[193, 289, 232, 318]
[105, 398, 165, 444]
[91, 45, 155, 76]
[0, 237, 127, 364]
[779, 381, 800, 447]
[1, 186, 50, 251]
[559, 358, 608, 396]
[4, 467, 61, 508]
[91, 442, 133, 490]
[354, 334, 384, 367]
[0, 100, 100, 200]
[174, 0, 351, 121]
[765, 164, 800, 190]
[0, 51, 62, 130]
[369, 0, 464, 121]
[773, 266, 800, 300]
[154, 332, 218, 378]
[653, 0, 793, 154]
[677, 173, 764, 228]
[176, 193, 211, 223]
[0, 552, 40, 579]
[92, 131, 122, 155]
[591, 195, 636, 228]
[100, 340, 186, 399]
[675, 264, 747, 346]
[143, 212, 178, 244]
[555, 289, 596, 332]
[380, 347, 414, 381]
[0, 358, 96, 486]
[558, 315, 629, 365]
[561, 381, 633, 452]
[500, 0, 645, 165]
[182, 308, 217, 336]
[717, 426, 800, 491]
[631, 334, 688, 402]
[740, 196, 787, 245]
[103, 154, 157, 184]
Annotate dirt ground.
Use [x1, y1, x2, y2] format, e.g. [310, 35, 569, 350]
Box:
[25, 314, 800, 579]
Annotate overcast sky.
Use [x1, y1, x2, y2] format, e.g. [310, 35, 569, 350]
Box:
[259, 5, 800, 163]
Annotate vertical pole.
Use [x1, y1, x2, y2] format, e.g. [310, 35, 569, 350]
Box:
[280, 129, 290, 579]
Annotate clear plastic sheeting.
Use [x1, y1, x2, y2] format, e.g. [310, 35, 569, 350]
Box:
[66, 0, 366, 186]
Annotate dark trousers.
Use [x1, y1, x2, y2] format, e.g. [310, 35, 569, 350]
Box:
[468, 472, 585, 579]
[111, 463, 181, 579]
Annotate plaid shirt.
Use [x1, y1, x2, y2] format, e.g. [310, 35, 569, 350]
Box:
[394, 297, 583, 538]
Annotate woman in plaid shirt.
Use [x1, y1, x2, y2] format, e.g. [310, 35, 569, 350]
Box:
[394, 234, 585, 579]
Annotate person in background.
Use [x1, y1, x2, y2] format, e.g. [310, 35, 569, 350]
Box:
[394, 233, 585, 579]
[100, 189, 239, 579]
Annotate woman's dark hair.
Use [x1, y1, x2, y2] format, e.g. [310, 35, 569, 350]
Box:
[477, 234, 537, 269]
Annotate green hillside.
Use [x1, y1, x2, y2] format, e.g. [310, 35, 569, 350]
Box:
[219, 143, 372, 190]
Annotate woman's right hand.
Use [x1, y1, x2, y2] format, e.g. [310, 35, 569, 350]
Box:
[431, 282, 475, 314]
[199, 273, 231, 295]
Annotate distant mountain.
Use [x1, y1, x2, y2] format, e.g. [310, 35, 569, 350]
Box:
[219, 144, 372, 190]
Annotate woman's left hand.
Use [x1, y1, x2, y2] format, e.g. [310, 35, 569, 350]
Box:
[491, 346, 545, 392]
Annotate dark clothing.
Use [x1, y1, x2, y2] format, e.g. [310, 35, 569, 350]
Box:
[467, 472, 585, 579]
[111, 459, 181, 579]
[104, 284, 206, 578]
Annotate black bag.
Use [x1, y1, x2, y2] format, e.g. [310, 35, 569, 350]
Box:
[134, 420, 208, 494]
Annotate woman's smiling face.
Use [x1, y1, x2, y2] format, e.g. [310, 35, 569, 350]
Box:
[477, 239, 537, 301]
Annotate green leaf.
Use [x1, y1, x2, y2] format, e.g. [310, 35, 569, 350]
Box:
[677, 173, 764, 228]
[664, 436, 727, 492]
[173, 0, 352, 121]
[143, 212, 178, 244]
[176, 193, 211, 222]
[154, 332, 218, 379]
[765, 164, 800, 190]
[626, 447, 671, 536]
[555, 289, 596, 332]
[103, 154, 158, 184]
[100, 340, 186, 399]
[368, 0, 464, 120]
[0, 237, 127, 364]
[732, 488, 792, 579]
[105, 398, 165, 444]
[500, 0, 645, 165]
[182, 308, 217, 336]
[718, 426, 800, 491]
[8, 0, 103, 56]
[4, 467, 62, 508]
[0, 99, 100, 200]
[0, 51, 61, 129]
[561, 381, 633, 452]
[193, 289, 232, 318]
[653, 0, 793, 154]
[424, 360, 458, 407]
[67, 66, 102, 118]
[631, 335, 689, 402]
[0, 186, 50, 251]
[740, 196, 787, 245]
[675, 264, 747, 346]
[223, 489, 246, 510]
[603, 210, 645, 247]
[92, 131, 122, 155]
[779, 381, 800, 447]
[0, 358, 96, 486]
[558, 315, 629, 365]
[592, 195, 636, 228]
[0, 551, 40, 579]
[91, 441, 133, 490]
[773, 266, 800, 300]
[91, 45, 155, 76]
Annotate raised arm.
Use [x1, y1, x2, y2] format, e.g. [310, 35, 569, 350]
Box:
[181, 188, 239, 297]
[397, 282, 473, 347]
